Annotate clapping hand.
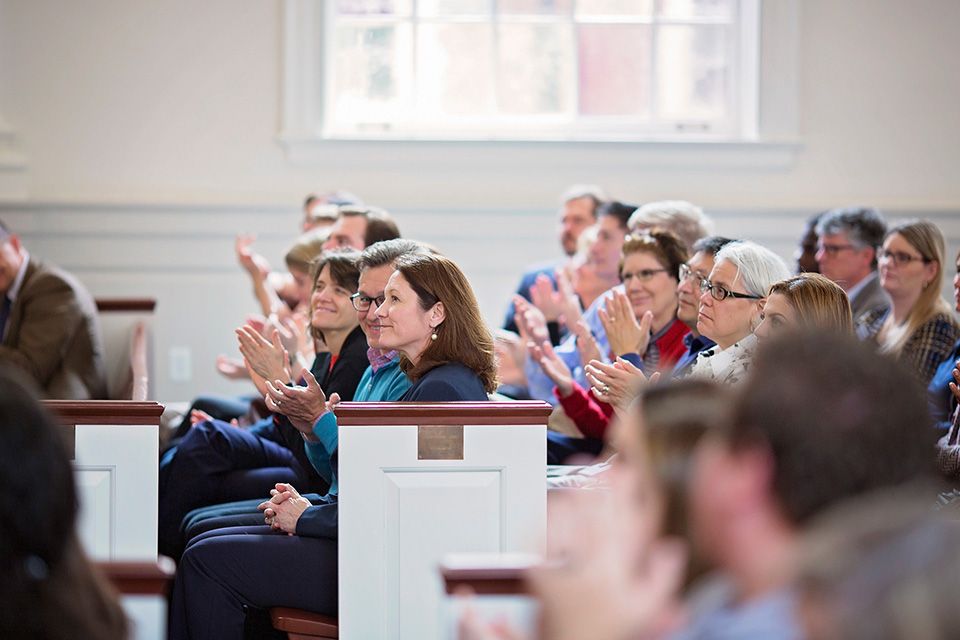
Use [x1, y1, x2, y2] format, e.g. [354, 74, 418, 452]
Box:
[264, 367, 328, 440]
[513, 295, 550, 346]
[236, 325, 291, 384]
[599, 291, 652, 358]
[529, 274, 564, 322]
[527, 340, 575, 397]
[585, 358, 659, 411]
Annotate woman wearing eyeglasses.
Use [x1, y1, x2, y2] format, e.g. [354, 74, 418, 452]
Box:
[856, 220, 960, 386]
[690, 241, 791, 384]
[158, 250, 370, 558]
[528, 230, 691, 452]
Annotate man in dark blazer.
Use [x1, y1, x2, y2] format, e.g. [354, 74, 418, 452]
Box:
[815, 206, 891, 325]
[0, 220, 107, 399]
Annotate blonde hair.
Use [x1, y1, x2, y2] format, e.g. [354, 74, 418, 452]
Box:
[767, 273, 853, 334]
[881, 220, 953, 355]
[284, 228, 331, 274]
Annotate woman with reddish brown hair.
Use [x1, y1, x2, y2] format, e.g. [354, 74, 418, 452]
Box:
[377, 252, 497, 400]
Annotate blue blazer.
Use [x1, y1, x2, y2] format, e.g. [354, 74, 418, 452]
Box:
[400, 362, 489, 401]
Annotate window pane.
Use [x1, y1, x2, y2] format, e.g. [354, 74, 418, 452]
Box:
[497, 24, 574, 115]
[578, 24, 650, 115]
[576, 0, 653, 18]
[335, 0, 412, 16]
[330, 24, 414, 125]
[418, 0, 491, 17]
[656, 25, 727, 120]
[500, 0, 572, 14]
[417, 24, 493, 117]
[656, 0, 732, 20]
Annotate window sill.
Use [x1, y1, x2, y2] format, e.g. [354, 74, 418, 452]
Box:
[277, 135, 803, 170]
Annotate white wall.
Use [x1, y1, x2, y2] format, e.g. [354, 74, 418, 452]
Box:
[0, 0, 958, 401]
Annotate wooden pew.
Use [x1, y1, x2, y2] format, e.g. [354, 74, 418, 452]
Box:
[47, 400, 164, 560]
[270, 400, 550, 640]
[47, 398, 166, 640]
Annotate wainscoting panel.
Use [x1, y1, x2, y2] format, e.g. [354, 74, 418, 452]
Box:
[1, 201, 957, 403]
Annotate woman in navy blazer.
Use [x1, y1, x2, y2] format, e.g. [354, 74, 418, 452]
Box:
[168, 249, 497, 640]
[378, 252, 498, 402]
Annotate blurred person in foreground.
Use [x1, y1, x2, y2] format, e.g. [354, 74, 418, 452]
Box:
[799, 487, 960, 640]
[0, 366, 126, 640]
[464, 332, 937, 640]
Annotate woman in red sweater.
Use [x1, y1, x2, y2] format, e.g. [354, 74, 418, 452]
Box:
[531, 229, 690, 445]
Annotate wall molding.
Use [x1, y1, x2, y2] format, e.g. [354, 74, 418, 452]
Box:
[0, 114, 27, 200]
[1, 199, 957, 404]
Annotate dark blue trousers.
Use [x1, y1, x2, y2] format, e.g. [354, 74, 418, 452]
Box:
[168, 525, 338, 640]
[158, 419, 307, 559]
[546, 431, 604, 465]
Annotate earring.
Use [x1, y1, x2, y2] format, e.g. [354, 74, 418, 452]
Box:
[431, 328, 438, 341]
[923, 281, 929, 290]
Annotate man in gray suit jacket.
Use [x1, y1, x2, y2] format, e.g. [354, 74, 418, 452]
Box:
[815, 207, 891, 325]
[0, 221, 107, 399]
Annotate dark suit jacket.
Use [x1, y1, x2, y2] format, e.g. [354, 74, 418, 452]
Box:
[0, 257, 107, 399]
[849, 272, 890, 326]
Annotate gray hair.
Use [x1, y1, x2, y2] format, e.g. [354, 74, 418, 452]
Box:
[816, 206, 887, 256]
[714, 241, 791, 298]
[628, 200, 712, 253]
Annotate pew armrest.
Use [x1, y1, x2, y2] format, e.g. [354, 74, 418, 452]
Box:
[270, 607, 339, 638]
[96, 556, 177, 596]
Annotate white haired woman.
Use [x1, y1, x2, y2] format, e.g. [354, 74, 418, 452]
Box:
[690, 241, 791, 384]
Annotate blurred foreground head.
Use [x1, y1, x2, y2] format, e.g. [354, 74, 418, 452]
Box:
[691, 331, 935, 568]
[799, 487, 960, 640]
[0, 367, 126, 640]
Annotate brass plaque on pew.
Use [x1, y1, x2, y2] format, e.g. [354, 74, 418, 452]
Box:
[418, 425, 464, 460]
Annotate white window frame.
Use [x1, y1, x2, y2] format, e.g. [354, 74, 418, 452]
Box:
[279, 0, 801, 168]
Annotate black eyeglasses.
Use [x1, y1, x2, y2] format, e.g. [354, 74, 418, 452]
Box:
[699, 279, 763, 302]
[350, 293, 385, 312]
[878, 249, 927, 267]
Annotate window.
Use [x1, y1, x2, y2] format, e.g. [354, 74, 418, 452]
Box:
[320, 0, 758, 141]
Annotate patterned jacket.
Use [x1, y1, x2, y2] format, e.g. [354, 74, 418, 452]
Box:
[857, 307, 960, 387]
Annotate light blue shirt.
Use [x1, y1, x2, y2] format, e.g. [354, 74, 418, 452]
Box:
[304, 353, 411, 495]
[524, 284, 623, 405]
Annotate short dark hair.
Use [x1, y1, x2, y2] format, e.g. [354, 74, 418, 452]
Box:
[596, 201, 636, 231]
[692, 235, 736, 256]
[816, 207, 887, 268]
[357, 239, 428, 272]
[339, 206, 401, 248]
[309, 250, 362, 343]
[724, 332, 934, 526]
